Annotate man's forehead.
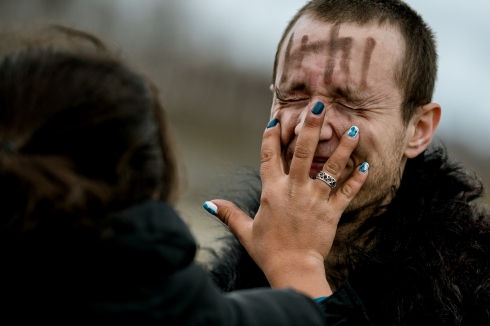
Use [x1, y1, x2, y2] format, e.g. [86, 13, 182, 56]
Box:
[281, 15, 403, 52]
[275, 15, 404, 98]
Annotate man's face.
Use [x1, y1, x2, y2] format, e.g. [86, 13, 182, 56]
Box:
[272, 16, 410, 213]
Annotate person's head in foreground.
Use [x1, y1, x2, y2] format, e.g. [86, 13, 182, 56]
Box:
[0, 25, 185, 321]
[0, 25, 177, 236]
[211, 1, 490, 325]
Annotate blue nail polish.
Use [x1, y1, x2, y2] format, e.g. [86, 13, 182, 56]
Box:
[314, 296, 329, 303]
[203, 201, 218, 215]
[348, 126, 359, 138]
[359, 162, 369, 173]
[312, 102, 324, 115]
[267, 118, 279, 129]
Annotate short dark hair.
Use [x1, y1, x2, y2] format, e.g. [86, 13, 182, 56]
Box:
[0, 26, 177, 235]
[272, 0, 437, 123]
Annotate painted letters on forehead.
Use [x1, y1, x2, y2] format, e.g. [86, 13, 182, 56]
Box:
[279, 26, 376, 91]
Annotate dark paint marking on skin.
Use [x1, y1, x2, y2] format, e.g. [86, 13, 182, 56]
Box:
[301, 40, 328, 54]
[281, 35, 331, 85]
[324, 25, 355, 84]
[294, 35, 310, 70]
[280, 33, 295, 84]
[339, 38, 353, 75]
[360, 38, 376, 89]
[279, 28, 376, 90]
[324, 25, 341, 84]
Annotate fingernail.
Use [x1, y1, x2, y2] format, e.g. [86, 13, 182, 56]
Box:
[359, 162, 369, 173]
[311, 101, 324, 115]
[203, 201, 218, 215]
[266, 118, 279, 129]
[348, 126, 359, 138]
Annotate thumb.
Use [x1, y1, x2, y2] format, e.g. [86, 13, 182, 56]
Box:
[203, 200, 253, 247]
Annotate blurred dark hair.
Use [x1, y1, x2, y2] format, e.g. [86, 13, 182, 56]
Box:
[0, 25, 177, 236]
[272, 0, 437, 124]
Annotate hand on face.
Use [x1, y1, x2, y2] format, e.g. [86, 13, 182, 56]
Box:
[204, 101, 368, 298]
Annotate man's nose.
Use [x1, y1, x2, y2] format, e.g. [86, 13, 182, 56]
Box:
[294, 101, 334, 141]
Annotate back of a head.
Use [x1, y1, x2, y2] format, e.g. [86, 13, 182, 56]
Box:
[273, 0, 437, 123]
[0, 25, 177, 238]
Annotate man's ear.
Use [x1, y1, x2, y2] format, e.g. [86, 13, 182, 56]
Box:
[270, 84, 274, 93]
[404, 103, 441, 158]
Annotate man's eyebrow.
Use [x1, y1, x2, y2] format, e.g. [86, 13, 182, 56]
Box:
[275, 82, 309, 97]
[275, 83, 368, 104]
[329, 86, 367, 104]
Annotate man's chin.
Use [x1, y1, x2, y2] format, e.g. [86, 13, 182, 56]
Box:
[343, 186, 393, 219]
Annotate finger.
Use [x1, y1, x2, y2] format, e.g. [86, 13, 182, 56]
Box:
[328, 162, 369, 214]
[318, 126, 360, 189]
[203, 200, 253, 248]
[261, 117, 284, 187]
[288, 101, 326, 183]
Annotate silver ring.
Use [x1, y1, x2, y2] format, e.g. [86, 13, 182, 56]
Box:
[316, 171, 337, 188]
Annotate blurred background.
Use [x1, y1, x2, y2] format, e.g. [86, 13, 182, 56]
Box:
[1, 0, 488, 256]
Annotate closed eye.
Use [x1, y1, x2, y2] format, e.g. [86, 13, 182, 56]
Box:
[275, 87, 309, 104]
[334, 100, 363, 111]
[275, 95, 309, 105]
[278, 98, 308, 103]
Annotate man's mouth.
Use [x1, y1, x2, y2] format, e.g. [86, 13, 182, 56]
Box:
[309, 157, 329, 178]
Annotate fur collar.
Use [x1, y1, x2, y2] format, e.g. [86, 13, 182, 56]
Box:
[210, 145, 490, 325]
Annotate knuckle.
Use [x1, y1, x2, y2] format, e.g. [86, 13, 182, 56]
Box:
[340, 183, 353, 198]
[325, 159, 342, 174]
[221, 208, 232, 226]
[293, 146, 311, 160]
[260, 194, 272, 206]
[261, 149, 275, 164]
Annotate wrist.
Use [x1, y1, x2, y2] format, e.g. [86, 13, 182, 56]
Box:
[264, 256, 332, 299]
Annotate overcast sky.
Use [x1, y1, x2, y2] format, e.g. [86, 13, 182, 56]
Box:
[172, 0, 490, 153]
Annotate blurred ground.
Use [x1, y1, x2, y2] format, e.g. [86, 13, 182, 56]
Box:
[0, 0, 488, 260]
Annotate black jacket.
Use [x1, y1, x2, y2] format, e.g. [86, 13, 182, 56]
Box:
[210, 146, 490, 325]
[3, 200, 371, 325]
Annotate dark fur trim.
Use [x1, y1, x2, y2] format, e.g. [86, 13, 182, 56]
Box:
[210, 145, 490, 325]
